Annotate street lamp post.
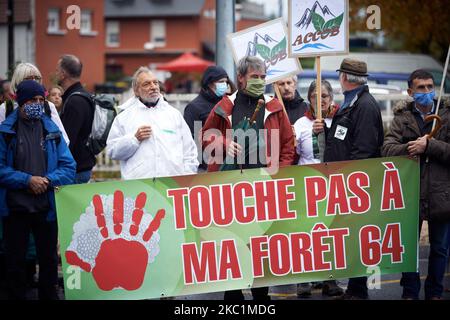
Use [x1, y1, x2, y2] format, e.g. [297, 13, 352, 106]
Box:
[7, 0, 15, 74]
[216, 0, 236, 81]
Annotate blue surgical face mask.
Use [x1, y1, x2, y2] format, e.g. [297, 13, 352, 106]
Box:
[413, 91, 435, 106]
[214, 82, 228, 97]
[23, 102, 44, 120]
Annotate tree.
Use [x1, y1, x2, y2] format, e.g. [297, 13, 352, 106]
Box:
[350, 0, 450, 63]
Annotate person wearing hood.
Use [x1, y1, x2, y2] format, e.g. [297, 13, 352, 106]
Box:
[0, 80, 76, 299]
[183, 65, 231, 138]
[274, 75, 308, 125]
[106, 67, 198, 180]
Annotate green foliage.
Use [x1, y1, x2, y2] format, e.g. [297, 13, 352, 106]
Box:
[271, 37, 286, 56]
[312, 11, 325, 31]
[313, 11, 344, 32]
[323, 13, 344, 30]
[255, 37, 287, 63]
[349, 0, 449, 63]
[256, 43, 271, 60]
[300, 58, 315, 69]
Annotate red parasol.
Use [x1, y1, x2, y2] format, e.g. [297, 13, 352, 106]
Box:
[156, 52, 214, 72]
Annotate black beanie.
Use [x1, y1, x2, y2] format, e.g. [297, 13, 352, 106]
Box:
[16, 80, 45, 106]
[201, 66, 228, 89]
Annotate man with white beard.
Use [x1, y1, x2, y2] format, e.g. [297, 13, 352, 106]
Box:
[106, 67, 199, 179]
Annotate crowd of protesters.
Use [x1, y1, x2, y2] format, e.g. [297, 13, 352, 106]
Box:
[0, 53, 449, 300]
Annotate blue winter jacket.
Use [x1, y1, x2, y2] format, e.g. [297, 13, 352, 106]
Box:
[0, 109, 76, 221]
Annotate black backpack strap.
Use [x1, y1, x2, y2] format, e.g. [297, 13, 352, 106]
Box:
[68, 91, 94, 106]
[62, 91, 95, 116]
[43, 100, 51, 117]
[5, 99, 14, 118]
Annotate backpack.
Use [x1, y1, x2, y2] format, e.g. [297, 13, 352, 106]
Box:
[66, 91, 117, 156]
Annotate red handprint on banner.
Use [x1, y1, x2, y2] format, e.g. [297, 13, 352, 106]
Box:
[65, 190, 165, 291]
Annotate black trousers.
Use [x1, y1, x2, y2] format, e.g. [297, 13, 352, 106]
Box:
[346, 276, 368, 298]
[224, 287, 270, 301]
[3, 211, 58, 300]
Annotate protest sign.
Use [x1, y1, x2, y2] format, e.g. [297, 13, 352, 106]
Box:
[56, 156, 419, 300]
[227, 18, 302, 84]
[288, 0, 349, 57]
[288, 0, 349, 119]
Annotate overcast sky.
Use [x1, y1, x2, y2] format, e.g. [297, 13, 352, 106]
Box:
[252, 0, 287, 18]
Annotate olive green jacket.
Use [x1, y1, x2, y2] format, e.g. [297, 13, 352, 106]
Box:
[382, 98, 450, 221]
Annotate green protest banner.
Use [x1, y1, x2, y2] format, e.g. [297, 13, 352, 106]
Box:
[55, 156, 419, 300]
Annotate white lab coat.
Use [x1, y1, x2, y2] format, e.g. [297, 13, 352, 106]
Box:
[106, 95, 199, 179]
[0, 100, 70, 145]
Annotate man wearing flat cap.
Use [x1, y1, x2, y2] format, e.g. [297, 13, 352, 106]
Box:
[0, 80, 76, 299]
[313, 58, 384, 299]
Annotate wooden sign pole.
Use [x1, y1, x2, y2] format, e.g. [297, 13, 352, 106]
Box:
[316, 56, 322, 120]
[274, 84, 288, 116]
[432, 44, 450, 131]
[274, 82, 296, 147]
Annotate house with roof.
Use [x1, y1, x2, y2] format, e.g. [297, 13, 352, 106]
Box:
[0, 0, 104, 91]
[0, 0, 268, 91]
[0, 0, 34, 78]
[104, 0, 268, 81]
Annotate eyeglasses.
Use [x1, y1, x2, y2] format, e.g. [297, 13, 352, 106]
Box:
[24, 75, 42, 81]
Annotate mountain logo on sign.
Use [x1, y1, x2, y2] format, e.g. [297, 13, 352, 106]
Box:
[292, 1, 344, 52]
[246, 32, 287, 67]
[295, 1, 335, 29]
[245, 33, 277, 56]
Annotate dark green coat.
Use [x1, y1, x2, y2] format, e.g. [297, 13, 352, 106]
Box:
[382, 98, 450, 222]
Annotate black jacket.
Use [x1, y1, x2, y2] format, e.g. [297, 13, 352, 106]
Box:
[184, 88, 222, 137]
[6, 117, 49, 213]
[61, 82, 95, 172]
[324, 85, 384, 162]
[284, 91, 308, 125]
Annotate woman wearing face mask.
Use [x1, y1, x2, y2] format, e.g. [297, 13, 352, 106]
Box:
[0, 80, 76, 299]
[183, 66, 231, 170]
[0, 62, 69, 145]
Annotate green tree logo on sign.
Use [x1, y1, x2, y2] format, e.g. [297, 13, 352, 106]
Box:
[246, 33, 288, 67]
[311, 11, 344, 32]
[292, 1, 344, 51]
